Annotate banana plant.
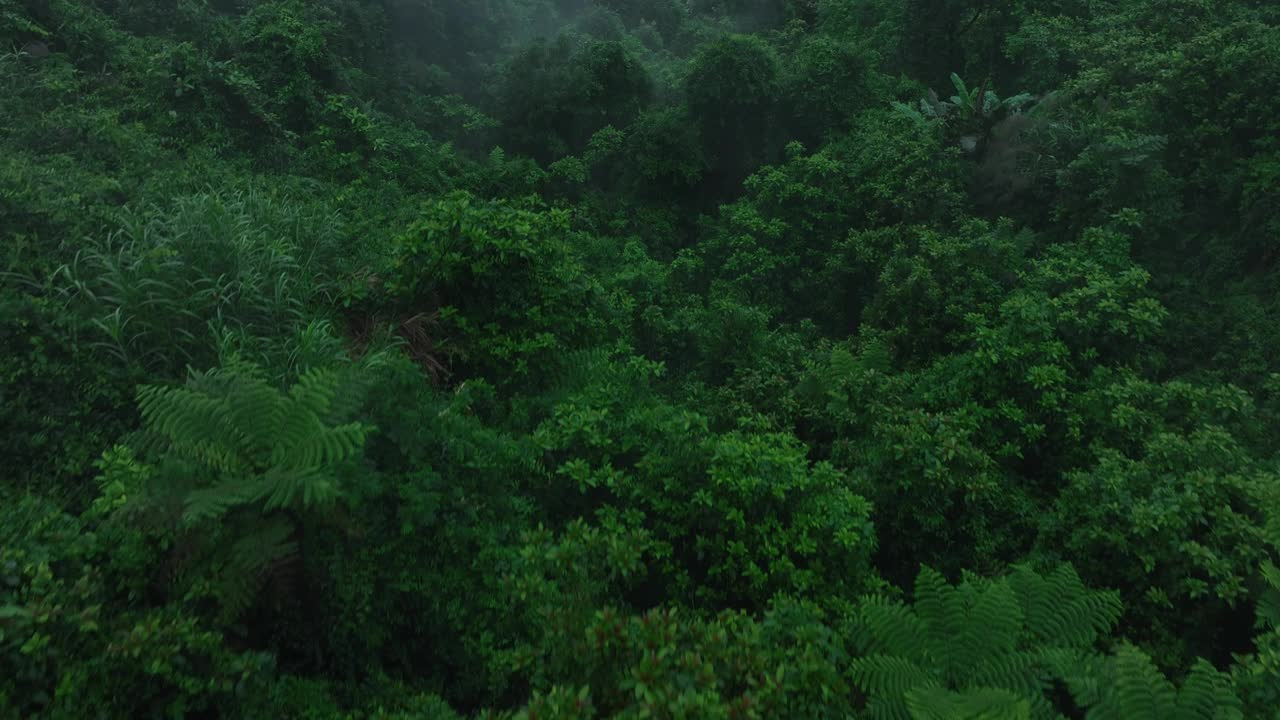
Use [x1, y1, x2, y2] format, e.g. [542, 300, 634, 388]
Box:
[894, 73, 1038, 127]
[950, 73, 1037, 119]
[948, 72, 984, 117]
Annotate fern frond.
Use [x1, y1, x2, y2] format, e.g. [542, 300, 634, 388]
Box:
[1172, 660, 1242, 720]
[1258, 561, 1280, 629]
[226, 371, 287, 461]
[289, 367, 341, 419]
[1012, 564, 1120, 648]
[866, 696, 914, 720]
[912, 566, 957, 638]
[1051, 650, 1109, 708]
[1039, 589, 1122, 649]
[967, 650, 1048, 697]
[131, 362, 368, 621]
[278, 422, 368, 473]
[138, 380, 258, 470]
[851, 655, 940, 699]
[857, 595, 931, 660]
[183, 479, 257, 524]
[270, 406, 324, 455]
[1006, 564, 1052, 633]
[138, 384, 237, 454]
[1087, 643, 1177, 720]
[952, 579, 1022, 680]
[855, 565, 1143, 720]
[905, 686, 1032, 720]
[252, 466, 333, 512]
[1262, 560, 1280, 591]
[912, 566, 965, 676]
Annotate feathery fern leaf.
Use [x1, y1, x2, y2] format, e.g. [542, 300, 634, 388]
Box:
[905, 687, 1032, 720]
[850, 564, 1140, 720]
[1096, 643, 1178, 720]
[856, 595, 931, 658]
[911, 566, 960, 659]
[118, 363, 370, 620]
[183, 480, 258, 524]
[953, 579, 1022, 682]
[851, 655, 940, 699]
[1082, 643, 1242, 720]
[1259, 561, 1280, 629]
[1010, 564, 1122, 647]
[1173, 660, 1242, 720]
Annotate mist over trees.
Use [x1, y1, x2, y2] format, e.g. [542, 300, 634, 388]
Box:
[3, 0, 1280, 717]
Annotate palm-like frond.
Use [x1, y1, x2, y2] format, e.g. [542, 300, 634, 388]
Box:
[849, 565, 1137, 719]
[1084, 644, 1242, 720]
[125, 363, 370, 619]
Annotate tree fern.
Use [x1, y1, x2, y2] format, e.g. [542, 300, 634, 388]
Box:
[851, 565, 1243, 719]
[138, 363, 368, 524]
[849, 564, 1121, 720]
[1082, 645, 1241, 720]
[183, 479, 259, 525]
[116, 362, 370, 619]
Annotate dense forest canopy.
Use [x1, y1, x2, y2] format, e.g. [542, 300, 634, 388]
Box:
[2, 0, 1280, 717]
